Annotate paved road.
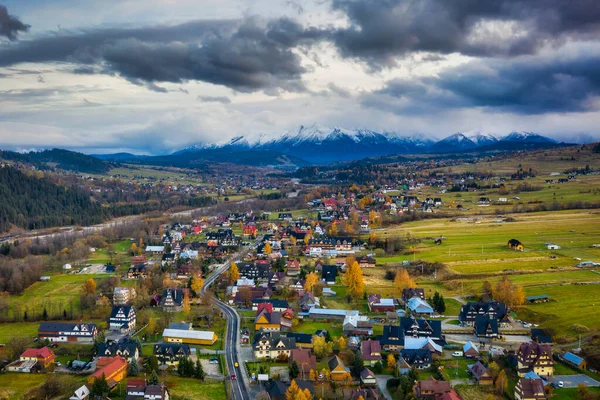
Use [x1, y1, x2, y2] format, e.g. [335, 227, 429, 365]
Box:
[376, 375, 394, 400]
[201, 240, 260, 400]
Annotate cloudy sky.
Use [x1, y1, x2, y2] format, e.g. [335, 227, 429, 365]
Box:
[1, 0, 600, 154]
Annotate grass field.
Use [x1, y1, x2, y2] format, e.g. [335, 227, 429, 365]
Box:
[0, 321, 40, 343]
[164, 377, 227, 400]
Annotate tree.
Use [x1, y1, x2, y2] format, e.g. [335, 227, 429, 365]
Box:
[128, 360, 139, 376]
[82, 278, 96, 294]
[394, 268, 416, 292]
[264, 242, 272, 255]
[286, 380, 311, 400]
[148, 369, 160, 385]
[344, 261, 365, 299]
[387, 353, 396, 368]
[91, 373, 110, 396]
[309, 369, 316, 381]
[437, 295, 446, 314]
[493, 276, 526, 308]
[147, 356, 159, 373]
[482, 280, 493, 296]
[304, 272, 319, 292]
[6, 336, 29, 360]
[312, 335, 333, 358]
[338, 336, 346, 350]
[194, 358, 205, 380]
[373, 361, 383, 373]
[495, 370, 508, 395]
[351, 350, 364, 378]
[229, 262, 240, 283]
[290, 360, 300, 379]
[182, 291, 191, 316]
[147, 318, 156, 339]
[190, 274, 204, 297]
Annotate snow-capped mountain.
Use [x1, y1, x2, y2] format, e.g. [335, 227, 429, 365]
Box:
[501, 131, 557, 144]
[430, 133, 478, 152]
[465, 131, 499, 147]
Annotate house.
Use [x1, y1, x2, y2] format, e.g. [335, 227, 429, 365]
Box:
[395, 357, 412, 375]
[160, 289, 185, 311]
[286, 333, 313, 349]
[402, 288, 425, 302]
[357, 255, 376, 268]
[361, 368, 377, 386]
[400, 317, 444, 342]
[321, 265, 338, 284]
[516, 342, 554, 377]
[404, 337, 442, 355]
[109, 305, 137, 333]
[368, 294, 396, 312]
[413, 377, 454, 400]
[114, 287, 135, 305]
[378, 325, 404, 352]
[463, 341, 479, 358]
[468, 361, 493, 385]
[6, 359, 38, 373]
[127, 264, 148, 279]
[361, 340, 383, 367]
[253, 330, 296, 360]
[407, 297, 434, 316]
[531, 329, 552, 344]
[97, 341, 139, 363]
[87, 356, 128, 389]
[145, 245, 165, 254]
[308, 308, 359, 320]
[343, 315, 373, 336]
[289, 349, 316, 376]
[126, 381, 170, 400]
[238, 261, 271, 280]
[328, 355, 351, 381]
[162, 329, 217, 345]
[526, 295, 549, 304]
[69, 386, 90, 400]
[400, 349, 432, 369]
[153, 343, 191, 365]
[265, 380, 314, 400]
[546, 243, 560, 250]
[286, 260, 301, 276]
[255, 310, 282, 332]
[474, 315, 499, 338]
[563, 352, 586, 369]
[508, 239, 524, 251]
[20, 347, 56, 368]
[515, 378, 547, 400]
[298, 292, 319, 312]
[459, 301, 508, 326]
[252, 299, 290, 312]
[38, 322, 98, 344]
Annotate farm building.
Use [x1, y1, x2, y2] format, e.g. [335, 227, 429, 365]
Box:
[508, 239, 524, 251]
[563, 352, 586, 369]
[162, 329, 217, 345]
[526, 295, 549, 304]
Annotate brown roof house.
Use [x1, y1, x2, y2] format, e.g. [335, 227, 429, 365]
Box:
[517, 342, 554, 378]
[289, 349, 316, 377]
[413, 377, 456, 400]
[468, 361, 493, 385]
[361, 340, 383, 367]
[515, 378, 547, 400]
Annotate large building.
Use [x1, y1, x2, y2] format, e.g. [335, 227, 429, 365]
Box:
[517, 342, 554, 378]
[20, 347, 56, 368]
[153, 343, 191, 366]
[38, 322, 98, 344]
[87, 357, 128, 389]
[113, 287, 135, 305]
[162, 329, 217, 346]
[459, 301, 508, 326]
[97, 341, 139, 363]
[109, 305, 137, 333]
[253, 330, 297, 360]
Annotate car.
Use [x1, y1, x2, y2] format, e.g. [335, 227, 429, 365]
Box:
[234, 361, 239, 368]
[209, 358, 218, 364]
[523, 323, 532, 328]
[558, 381, 564, 388]
[56, 362, 62, 367]
[452, 351, 463, 357]
[231, 374, 236, 380]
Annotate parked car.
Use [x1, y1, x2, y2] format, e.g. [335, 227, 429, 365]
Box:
[209, 358, 219, 364]
[558, 381, 564, 388]
[452, 351, 463, 357]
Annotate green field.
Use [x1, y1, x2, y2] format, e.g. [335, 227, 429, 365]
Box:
[164, 377, 227, 400]
[0, 321, 40, 343]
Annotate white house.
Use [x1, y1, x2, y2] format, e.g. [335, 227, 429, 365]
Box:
[109, 305, 137, 333]
[546, 243, 561, 250]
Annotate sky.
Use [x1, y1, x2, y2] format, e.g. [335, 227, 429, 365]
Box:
[1, 0, 600, 154]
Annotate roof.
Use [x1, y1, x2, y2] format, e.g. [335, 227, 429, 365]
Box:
[21, 347, 54, 359]
[526, 295, 549, 301]
[404, 337, 442, 353]
[468, 361, 491, 379]
[38, 322, 96, 333]
[287, 333, 313, 344]
[517, 378, 546, 399]
[564, 352, 585, 366]
[463, 341, 479, 353]
[309, 308, 358, 317]
[328, 355, 347, 371]
[91, 357, 127, 380]
[407, 297, 434, 313]
[110, 305, 134, 319]
[162, 329, 215, 341]
[168, 322, 192, 330]
[416, 377, 451, 394]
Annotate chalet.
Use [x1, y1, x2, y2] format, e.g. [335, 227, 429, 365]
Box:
[109, 305, 137, 333]
[97, 341, 139, 363]
[508, 239, 524, 251]
[368, 294, 396, 313]
[413, 377, 454, 400]
[160, 289, 185, 311]
[38, 322, 98, 344]
[252, 299, 289, 312]
[459, 301, 508, 326]
[401, 349, 432, 369]
[145, 245, 165, 254]
[253, 330, 296, 360]
[400, 317, 443, 342]
[153, 343, 191, 365]
[289, 349, 316, 376]
[299, 292, 319, 312]
[162, 329, 217, 346]
[87, 356, 128, 389]
[378, 325, 404, 352]
[463, 341, 479, 358]
[468, 361, 493, 385]
[361, 340, 383, 367]
[19, 347, 56, 368]
[563, 352, 586, 369]
[127, 264, 148, 280]
[361, 368, 377, 386]
[125, 381, 169, 400]
[69, 386, 90, 400]
[531, 329, 552, 344]
[255, 309, 282, 332]
[344, 315, 374, 336]
[404, 337, 442, 355]
[517, 342, 554, 377]
[265, 381, 314, 400]
[402, 288, 425, 302]
[474, 315, 499, 338]
[286, 333, 313, 349]
[328, 355, 351, 381]
[321, 265, 338, 284]
[239, 261, 270, 280]
[114, 287, 135, 305]
[286, 260, 301, 276]
[357, 255, 376, 268]
[515, 378, 547, 400]
[162, 253, 175, 265]
[407, 297, 434, 316]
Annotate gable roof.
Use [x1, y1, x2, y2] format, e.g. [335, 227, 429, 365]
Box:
[328, 355, 347, 371]
[21, 347, 54, 359]
[563, 352, 585, 366]
[468, 361, 492, 380]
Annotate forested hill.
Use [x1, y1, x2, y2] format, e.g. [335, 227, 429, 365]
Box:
[0, 166, 105, 232]
[0, 148, 111, 174]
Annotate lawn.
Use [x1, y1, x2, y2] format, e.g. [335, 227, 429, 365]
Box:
[163, 377, 227, 400]
[552, 387, 600, 400]
[293, 321, 343, 338]
[0, 373, 47, 399]
[0, 321, 40, 343]
[440, 357, 472, 380]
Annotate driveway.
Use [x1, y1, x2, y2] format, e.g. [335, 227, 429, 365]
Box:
[549, 375, 600, 388]
[376, 375, 394, 400]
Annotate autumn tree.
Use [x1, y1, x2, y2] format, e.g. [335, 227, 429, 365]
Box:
[182, 292, 191, 316]
[344, 261, 365, 299]
[82, 278, 96, 294]
[338, 336, 346, 350]
[495, 370, 508, 395]
[329, 222, 339, 236]
[304, 272, 319, 292]
[312, 335, 333, 358]
[309, 369, 316, 381]
[482, 280, 493, 296]
[264, 242, 272, 255]
[387, 354, 396, 368]
[229, 262, 240, 284]
[493, 276, 526, 308]
[394, 269, 416, 292]
[190, 274, 204, 297]
[286, 380, 311, 400]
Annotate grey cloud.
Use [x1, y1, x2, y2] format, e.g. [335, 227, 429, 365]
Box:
[197, 96, 231, 103]
[330, 0, 600, 67]
[0, 5, 29, 40]
[327, 83, 351, 97]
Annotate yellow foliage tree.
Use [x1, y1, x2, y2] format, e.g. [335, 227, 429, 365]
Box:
[387, 354, 396, 368]
[344, 261, 365, 299]
[147, 317, 156, 335]
[309, 369, 316, 381]
[190, 274, 204, 297]
[229, 262, 240, 284]
[338, 336, 346, 350]
[495, 370, 508, 395]
[320, 368, 330, 381]
[312, 335, 333, 358]
[182, 292, 191, 316]
[368, 233, 377, 245]
[493, 276, 526, 308]
[290, 236, 297, 246]
[304, 272, 319, 292]
[264, 242, 272, 255]
[82, 278, 96, 294]
[329, 222, 339, 236]
[394, 268, 416, 292]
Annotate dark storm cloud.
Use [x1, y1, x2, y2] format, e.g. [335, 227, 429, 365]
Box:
[330, 0, 600, 67]
[0, 5, 29, 40]
[0, 17, 313, 92]
[367, 49, 600, 114]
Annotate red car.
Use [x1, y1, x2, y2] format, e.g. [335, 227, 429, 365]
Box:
[231, 374, 237, 380]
